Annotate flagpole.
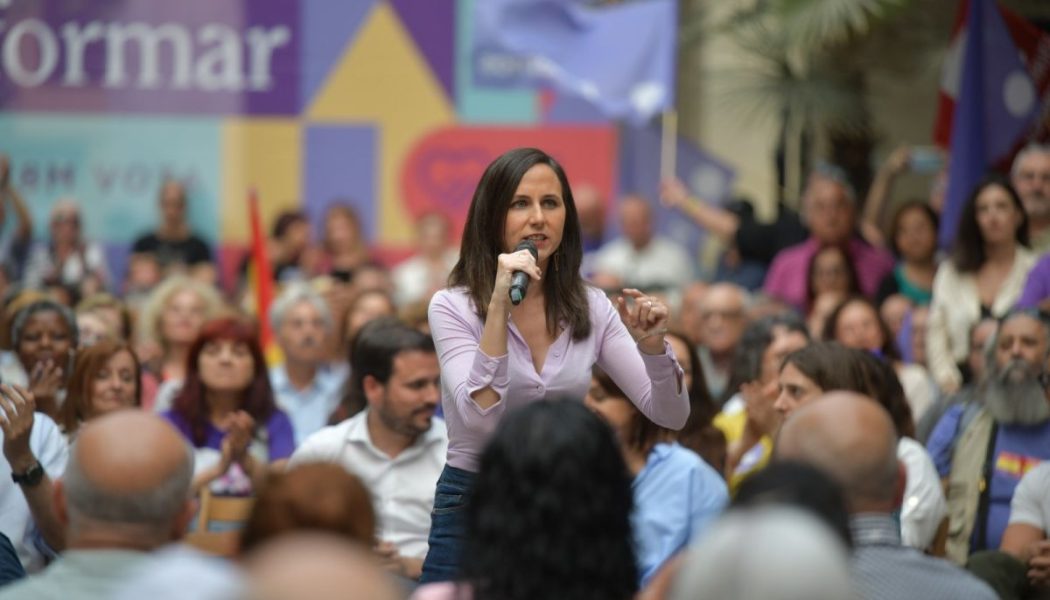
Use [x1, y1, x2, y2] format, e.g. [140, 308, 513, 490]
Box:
[660, 108, 678, 181]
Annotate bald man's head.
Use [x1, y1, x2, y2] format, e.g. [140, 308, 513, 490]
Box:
[60, 411, 194, 547]
[775, 392, 901, 513]
[245, 534, 402, 600]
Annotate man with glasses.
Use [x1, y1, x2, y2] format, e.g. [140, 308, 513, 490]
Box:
[697, 283, 749, 403]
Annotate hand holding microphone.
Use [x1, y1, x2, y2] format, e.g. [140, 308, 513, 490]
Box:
[509, 239, 539, 306]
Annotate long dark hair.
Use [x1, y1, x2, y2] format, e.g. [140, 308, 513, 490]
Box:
[448, 148, 591, 340]
[951, 175, 1029, 273]
[666, 330, 726, 470]
[805, 244, 861, 312]
[592, 366, 670, 454]
[460, 399, 637, 600]
[781, 342, 914, 438]
[821, 295, 901, 362]
[855, 351, 915, 439]
[171, 317, 276, 446]
[666, 329, 716, 427]
[780, 342, 870, 399]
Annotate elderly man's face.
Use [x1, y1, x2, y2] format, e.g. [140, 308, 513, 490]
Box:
[1012, 152, 1050, 222]
[620, 199, 652, 249]
[277, 301, 329, 364]
[985, 314, 1050, 425]
[995, 315, 1048, 376]
[699, 286, 746, 355]
[804, 177, 854, 245]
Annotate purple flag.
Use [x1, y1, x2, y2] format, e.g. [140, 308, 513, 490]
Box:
[473, 0, 677, 124]
[940, 0, 1040, 248]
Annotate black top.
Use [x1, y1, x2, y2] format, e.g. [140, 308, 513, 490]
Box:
[132, 232, 213, 267]
[734, 202, 808, 264]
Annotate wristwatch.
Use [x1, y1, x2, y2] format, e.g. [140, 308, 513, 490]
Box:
[11, 461, 44, 487]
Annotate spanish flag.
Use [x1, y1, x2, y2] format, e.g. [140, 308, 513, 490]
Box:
[247, 189, 283, 365]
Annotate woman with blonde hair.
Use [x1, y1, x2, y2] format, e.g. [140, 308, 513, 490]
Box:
[136, 275, 224, 410]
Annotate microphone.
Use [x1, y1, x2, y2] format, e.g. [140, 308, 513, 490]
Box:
[509, 239, 538, 306]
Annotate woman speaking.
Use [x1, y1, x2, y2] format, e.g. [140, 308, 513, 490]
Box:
[422, 147, 690, 582]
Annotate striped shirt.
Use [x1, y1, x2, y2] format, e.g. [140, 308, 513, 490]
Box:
[849, 514, 996, 600]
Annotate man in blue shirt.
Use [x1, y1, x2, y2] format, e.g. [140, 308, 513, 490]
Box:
[268, 284, 348, 445]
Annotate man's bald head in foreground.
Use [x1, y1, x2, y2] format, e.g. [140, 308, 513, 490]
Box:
[57, 410, 195, 548]
[775, 391, 902, 513]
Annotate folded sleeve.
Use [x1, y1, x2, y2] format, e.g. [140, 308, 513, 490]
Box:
[428, 290, 512, 436]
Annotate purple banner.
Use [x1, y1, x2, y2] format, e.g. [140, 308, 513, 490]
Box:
[0, 0, 300, 115]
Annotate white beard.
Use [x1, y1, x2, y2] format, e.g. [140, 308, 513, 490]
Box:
[982, 359, 1050, 425]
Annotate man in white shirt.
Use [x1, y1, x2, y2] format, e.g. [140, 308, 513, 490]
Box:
[591, 194, 694, 293]
[268, 284, 348, 445]
[291, 318, 446, 581]
[0, 385, 67, 572]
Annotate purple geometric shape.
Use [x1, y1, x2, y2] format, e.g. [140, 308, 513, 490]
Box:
[299, 0, 377, 111]
[303, 125, 377, 244]
[389, 0, 456, 101]
[544, 92, 609, 124]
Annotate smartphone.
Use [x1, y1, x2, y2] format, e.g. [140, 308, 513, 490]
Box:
[909, 147, 944, 174]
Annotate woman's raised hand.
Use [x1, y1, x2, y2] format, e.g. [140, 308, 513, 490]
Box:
[616, 289, 670, 354]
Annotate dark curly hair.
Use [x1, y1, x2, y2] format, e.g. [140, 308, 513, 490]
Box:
[459, 399, 637, 600]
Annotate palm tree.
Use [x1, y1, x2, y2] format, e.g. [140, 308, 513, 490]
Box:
[681, 0, 951, 205]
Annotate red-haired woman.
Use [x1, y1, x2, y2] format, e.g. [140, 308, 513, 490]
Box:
[59, 338, 141, 439]
[162, 317, 294, 495]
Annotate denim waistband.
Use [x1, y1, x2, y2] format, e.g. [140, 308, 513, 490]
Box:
[438, 464, 477, 488]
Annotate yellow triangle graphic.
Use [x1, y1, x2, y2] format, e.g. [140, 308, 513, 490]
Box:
[309, 2, 455, 245]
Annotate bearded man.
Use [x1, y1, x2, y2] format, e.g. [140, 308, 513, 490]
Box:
[289, 318, 446, 582]
[927, 309, 1050, 564]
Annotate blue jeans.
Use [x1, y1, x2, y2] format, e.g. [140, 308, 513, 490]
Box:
[420, 465, 475, 583]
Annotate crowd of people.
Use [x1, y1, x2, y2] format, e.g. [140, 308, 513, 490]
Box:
[0, 141, 1048, 599]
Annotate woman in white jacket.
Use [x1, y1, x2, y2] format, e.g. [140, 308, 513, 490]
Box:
[927, 176, 1035, 393]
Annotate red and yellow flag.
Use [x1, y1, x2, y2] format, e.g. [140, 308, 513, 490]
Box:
[247, 189, 282, 365]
